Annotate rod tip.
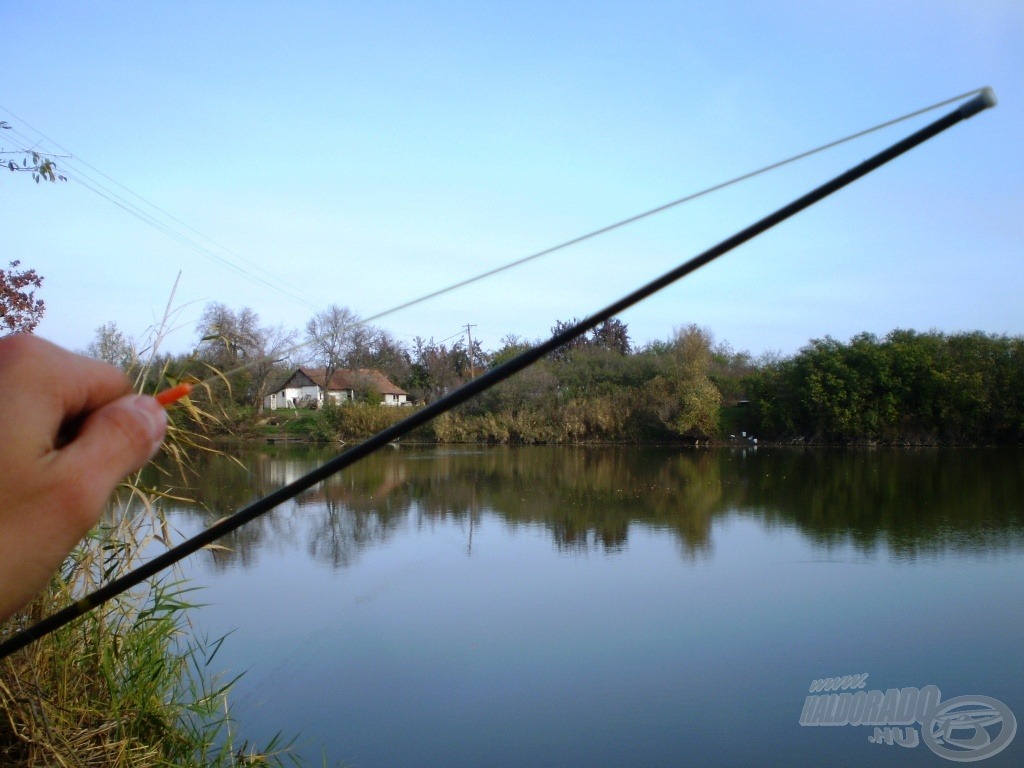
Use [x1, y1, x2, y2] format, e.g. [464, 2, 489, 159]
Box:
[958, 87, 998, 120]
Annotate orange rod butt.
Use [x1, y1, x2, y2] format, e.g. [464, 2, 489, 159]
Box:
[155, 382, 194, 407]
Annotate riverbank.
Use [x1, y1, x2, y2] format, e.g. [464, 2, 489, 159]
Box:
[217, 404, 1019, 449]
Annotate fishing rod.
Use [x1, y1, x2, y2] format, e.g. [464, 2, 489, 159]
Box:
[161, 88, 990, 393]
[0, 87, 997, 660]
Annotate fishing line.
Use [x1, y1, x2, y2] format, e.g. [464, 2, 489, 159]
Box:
[194, 87, 990, 391]
[0, 87, 996, 659]
[4, 89, 987, 386]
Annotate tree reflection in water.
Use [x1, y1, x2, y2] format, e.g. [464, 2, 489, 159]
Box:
[142, 446, 1024, 570]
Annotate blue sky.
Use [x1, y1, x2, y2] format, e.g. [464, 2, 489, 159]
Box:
[2, 1, 1021, 359]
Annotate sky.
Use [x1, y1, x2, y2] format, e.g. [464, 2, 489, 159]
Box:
[2, 1, 1021, 361]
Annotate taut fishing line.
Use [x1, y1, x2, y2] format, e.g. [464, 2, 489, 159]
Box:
[201, 87, 990, 389]
[0, 87, 996, 659]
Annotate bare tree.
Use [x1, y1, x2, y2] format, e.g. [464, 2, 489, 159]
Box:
[86, 321, 136, 370]
[250, 323, 297, 412]
[195, 303, 298, 407]
[305, 305, 360, 405]
[196, 303, 262, 370]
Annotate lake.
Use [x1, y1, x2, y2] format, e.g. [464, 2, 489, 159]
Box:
[155, 445, 1024, 767]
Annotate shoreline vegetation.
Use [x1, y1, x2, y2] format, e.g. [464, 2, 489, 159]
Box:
[179, 322, 1022, 448]
[0, 355, 302, 766]
[89, 304, 1023, 447]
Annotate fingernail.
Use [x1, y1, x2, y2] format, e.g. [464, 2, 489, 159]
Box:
[130, 395, 169, 457]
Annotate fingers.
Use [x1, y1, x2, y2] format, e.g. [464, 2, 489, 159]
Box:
[0, 335, 171, 620]
[0, 335, 134, 447]
[55, 394, 168, 515]
[0, 334, 169, 527]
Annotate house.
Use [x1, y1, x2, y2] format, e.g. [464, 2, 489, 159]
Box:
[264, 367, 410, 410]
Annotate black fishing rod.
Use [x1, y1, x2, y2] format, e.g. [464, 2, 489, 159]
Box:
[0, 87, 996, 660]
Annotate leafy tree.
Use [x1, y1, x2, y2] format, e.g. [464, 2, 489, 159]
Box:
[641, 325, 721, 436]
[590, 317, 631, 355]
[743, 329, 1024, 443]
[708, 340, 755, 405]
[345, 326, 411, 387]
[489, 334, 533, 368]
[0, 261, 45, 335]
[548, 318, 590, 362]
[408, 336, 474, 403]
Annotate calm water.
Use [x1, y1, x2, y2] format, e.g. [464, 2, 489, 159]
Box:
[153, 446, 1024, 767]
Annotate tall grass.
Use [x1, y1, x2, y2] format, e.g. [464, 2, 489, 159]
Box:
[0, 555, 297, 766]
[305, 401, 414, 442]
[0, 302, 302, 766]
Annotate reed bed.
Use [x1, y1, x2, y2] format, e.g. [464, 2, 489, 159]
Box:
[0, 340, 300, 765]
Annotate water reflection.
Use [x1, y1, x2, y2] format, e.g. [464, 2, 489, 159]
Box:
[144, 446, 1024, 570]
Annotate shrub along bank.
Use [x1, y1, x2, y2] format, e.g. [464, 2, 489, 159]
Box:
[251, 328, 1024, 447]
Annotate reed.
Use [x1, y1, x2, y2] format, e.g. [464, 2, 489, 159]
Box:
[0, 320, 300, 766]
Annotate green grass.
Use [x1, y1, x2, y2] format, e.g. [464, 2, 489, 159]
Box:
[0, 355, 306, 766]
[0, 496, 302, 767]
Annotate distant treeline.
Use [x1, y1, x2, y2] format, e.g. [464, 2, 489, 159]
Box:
[85, 304, 1024, 445]
[433, 328, 1024, 445]
[744, 330, 1024, 444]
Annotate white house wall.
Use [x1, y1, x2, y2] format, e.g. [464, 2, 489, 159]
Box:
[265, 381, 409, 410]
[265, 384, 322, 410]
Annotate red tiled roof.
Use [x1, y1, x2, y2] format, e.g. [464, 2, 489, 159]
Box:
[295, 367, 408, 396]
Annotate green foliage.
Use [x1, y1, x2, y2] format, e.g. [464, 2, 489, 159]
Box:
[0, 123, 67, 183]
[0, 325, 300, 766]
[0, 516, 297, 767]
[307, 402, 412, 442]
[744, 330, 1024, 443]
[180, 308, 1024, 447]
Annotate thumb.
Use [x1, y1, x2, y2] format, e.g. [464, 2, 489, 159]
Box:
[60, 395, 168, 507]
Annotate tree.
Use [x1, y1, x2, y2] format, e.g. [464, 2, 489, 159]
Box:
[548, 318, 590, 362]
[642, 325, 722, 437]
[248, 323, 297, 412]
[0, 261, 45, 335]
[590, 318, 631, 355]
[408, 336, 471, 403]
[196, 303, 262, 370]
[86, 321, 135, 370]
[195, 303, 296, 408]
[489, 334, 532, 368]
[353, 328, 411, 387]
[305, 305, 360, 405]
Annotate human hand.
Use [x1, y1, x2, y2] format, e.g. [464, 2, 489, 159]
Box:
[0, 335, 167, 620]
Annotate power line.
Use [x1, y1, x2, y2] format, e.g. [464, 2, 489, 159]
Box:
[0, 110, 330, 311]
[2, 89, 988, 387]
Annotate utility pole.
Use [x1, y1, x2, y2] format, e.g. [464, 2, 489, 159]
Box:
[464, 324, 477, 379]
